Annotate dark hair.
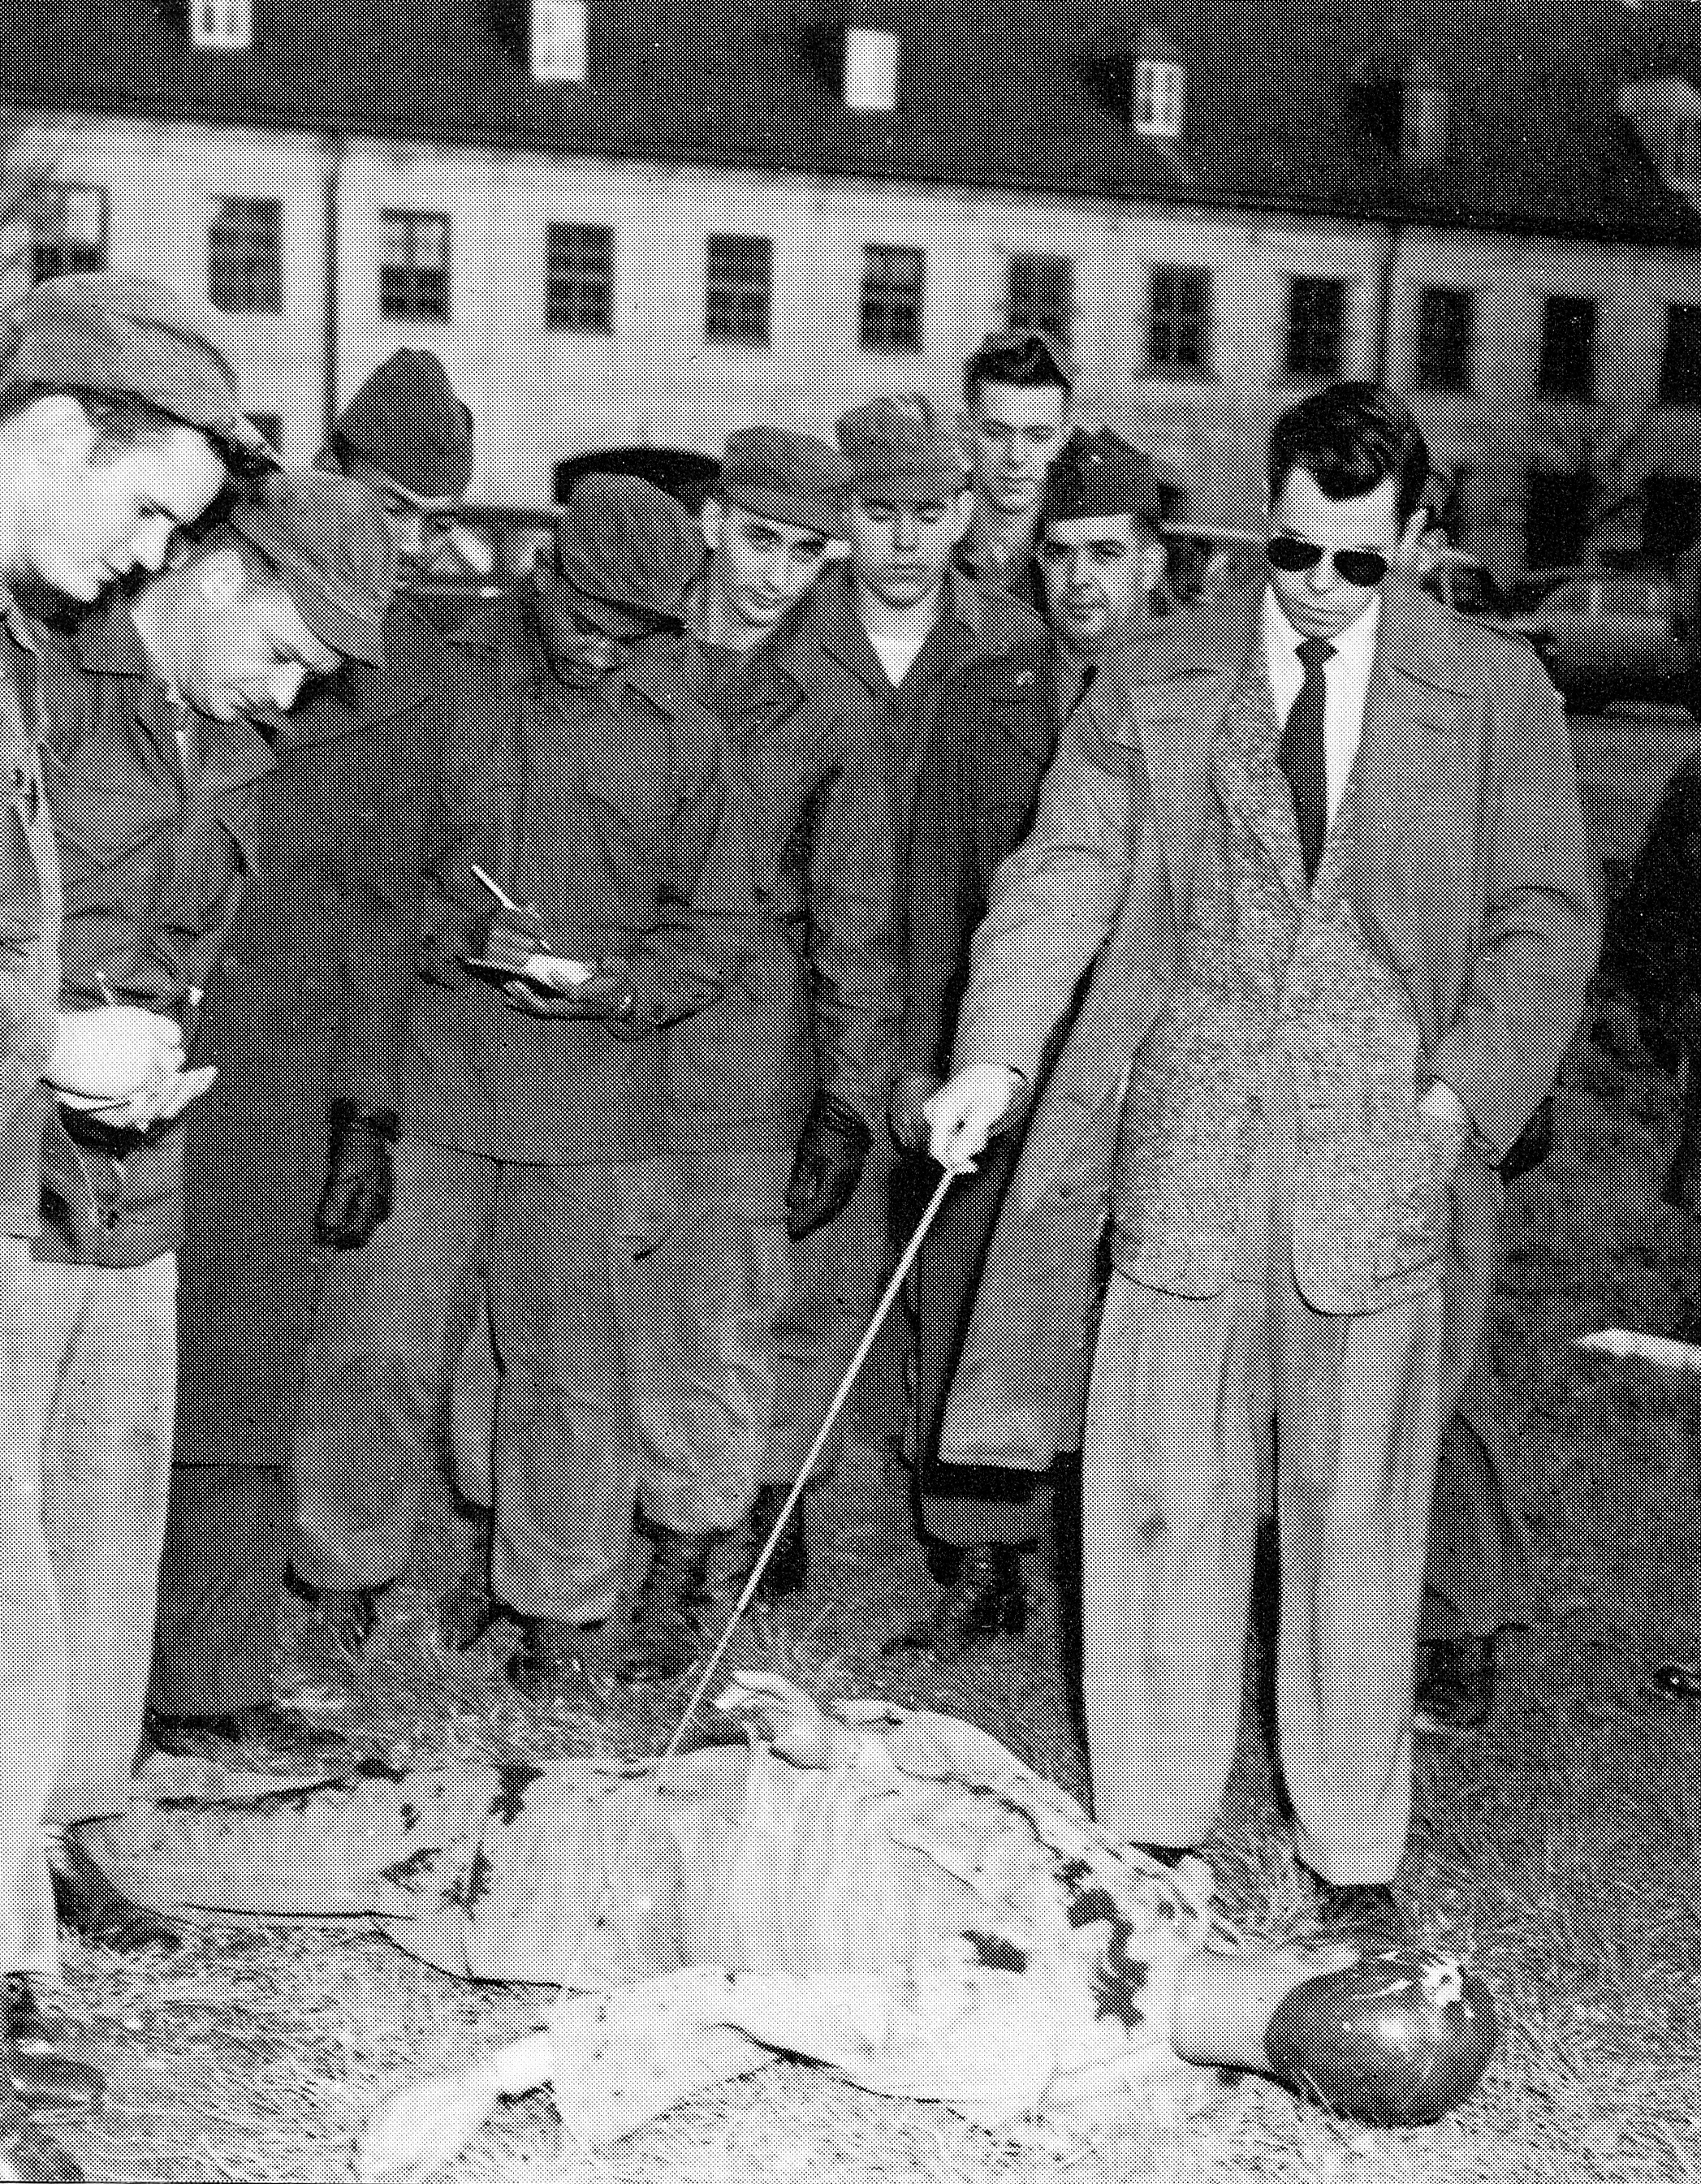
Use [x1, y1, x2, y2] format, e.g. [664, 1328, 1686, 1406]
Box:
[963, 331, 1073, 408]
[1267, 382, 1431, 528]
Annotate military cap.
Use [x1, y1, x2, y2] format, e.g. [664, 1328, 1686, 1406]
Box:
[717, 428, 850, 541]
[227, 471, 399, 667]
[330, 350, 476, 504]
[0, 273, 275, 468]
[1040, 429, 1165, 534]
[835, 395, 966, 503]
[553, 472, 704, 635]
[963, 326, 1073, 396]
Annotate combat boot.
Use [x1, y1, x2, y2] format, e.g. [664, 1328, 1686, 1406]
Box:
[719, 1483, 809, 1604]
[614, 1523, 714, 1685]
[882, 1543, 1027, 1660]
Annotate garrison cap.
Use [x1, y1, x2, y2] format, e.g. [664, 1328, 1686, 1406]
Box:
[835, 395, 966, 503]
[0, 274, 276, 469]
[1040, 429, 1165, 533]
[330, 350, 476, 504]
[717, 428, 849, 541]
[227, 471, 399, 668]
[552, 472, 703, 635]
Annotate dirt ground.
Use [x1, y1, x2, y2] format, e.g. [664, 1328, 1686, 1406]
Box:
[35, 741, 1701, 2181]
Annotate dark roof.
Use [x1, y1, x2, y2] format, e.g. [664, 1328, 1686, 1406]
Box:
[4, 0, 1701, 246]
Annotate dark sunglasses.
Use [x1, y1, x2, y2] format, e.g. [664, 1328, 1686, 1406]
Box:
[1266, 534, 1391, 587]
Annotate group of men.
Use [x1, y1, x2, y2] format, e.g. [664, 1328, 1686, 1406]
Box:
[0, 259, 1598, 2169]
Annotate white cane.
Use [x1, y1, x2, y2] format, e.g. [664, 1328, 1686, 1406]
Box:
[665, 1160, 962, 1760]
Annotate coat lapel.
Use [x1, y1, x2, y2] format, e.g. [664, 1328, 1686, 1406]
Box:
[1210, 624, 1309, 908]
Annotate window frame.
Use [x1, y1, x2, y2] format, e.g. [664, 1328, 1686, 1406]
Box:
[208, 195, 284, 316]
[1144, 263, 1212, 380]
[1284, 275, 1348, 382]
[190, 0, 252, 49]
[30, 183, 107, 285]
[1661, 304, 1701, 408]
[545, 222, 615, 335]
[844, 26, 898, 113]
[1133, 52, 1185, 138]
[703, 232, 773, 349]
[1005, 252, 1074, 352]
[531, 0, 588, 84]
[379, 210, 452, 325]
[1536, 295, 1597, 403]
[1412, 285, 1475, 395]
[858, 242, 925, 355]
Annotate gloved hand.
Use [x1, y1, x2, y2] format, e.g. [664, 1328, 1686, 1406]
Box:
[501, 951, 720, 1036]
[314, 1100, 399, 1250]
[784, 1094, 874, 1242]
[889, 1073, 942, 1153]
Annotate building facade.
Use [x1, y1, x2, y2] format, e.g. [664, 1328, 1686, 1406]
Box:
[6, 0, 1701, 577]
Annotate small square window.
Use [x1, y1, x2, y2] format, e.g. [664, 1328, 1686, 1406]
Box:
[546, 223, 614, 334]
[1662, 305, 1701, 408]
[1007, 255, 1073, 352]
[1537, 296, 1596, 401]
[1285, 276, 1346, 381]
[532, 0, 587, 84]
[705, 234, 771, 348]
[1413, 287, 1474, 395]
[31, 186, 106, 285]
[859, 244, 924, 354]
[380, 212, 451, 323]
[191, 0, 251, 49]
[209, 197, 283, 315]
[844, 27, 898, 113]
[1146, 265, 1211, 379]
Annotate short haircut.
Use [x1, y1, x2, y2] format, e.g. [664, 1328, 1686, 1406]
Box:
[962, 331, 1073, 409]
[1267, 382, 1431, 528]
[0, 382, 266, 477]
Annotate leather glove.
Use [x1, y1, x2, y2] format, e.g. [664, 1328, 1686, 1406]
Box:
[785, 1094, 874, 1242]
[314, 1100, 399, 1250]
[501, 951, 721, 1037]
[889, 1073, 943, 1153]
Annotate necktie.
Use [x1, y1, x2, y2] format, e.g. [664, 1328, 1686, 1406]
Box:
[1064, 661, 1097, 723]
[1279, 635, 1332, 884]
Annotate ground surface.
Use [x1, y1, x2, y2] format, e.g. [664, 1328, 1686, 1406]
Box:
[37, 706, 1701, 2183]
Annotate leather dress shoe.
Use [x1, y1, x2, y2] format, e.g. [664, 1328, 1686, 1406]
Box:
[282, 1570, 385, 1648]
[614, 1524, 713, 1685]
[1308, 1880, 1415, 1953]
[506, 1616, 614, 1697]
[1, 1983, 102, 2117]
[50, 1847, 180, 1957]
[1414, 1634, 1498, 1735]
[882, 1543, 1028, 1660]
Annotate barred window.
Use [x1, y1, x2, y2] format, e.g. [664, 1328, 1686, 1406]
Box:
[209, 198, 283, 315]
[191, 0, 250, 47]
[705, 234, 771, 347]
[546, 223, 614, 333]
[1006, 255, 1073, 351]
[380, 211, 451, 323]
[1285, 276, 1346, 381]
[1146, 265, 1211, 378]
[31, 186, 106, 284]
[859, 244, 924, 354]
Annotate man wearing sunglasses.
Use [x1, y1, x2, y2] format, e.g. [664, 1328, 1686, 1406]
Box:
[925, 382, 1599, 1944]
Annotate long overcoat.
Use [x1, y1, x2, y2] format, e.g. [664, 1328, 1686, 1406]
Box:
[939, 579, 1601, 1472]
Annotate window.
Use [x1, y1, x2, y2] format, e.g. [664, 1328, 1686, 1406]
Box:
[704, 234, 771, 347]
[191, 0, 250, 47]
[531, 0, 587, 83]
[1641, 473, 1701, 559]
[379, 211, 451, 323]
[1133, 52, 1185, 137]
[1662, 306, 1701, 407]
[1402, 67, 1448, 163]
[1285, 277, 1346, 381]
[1006, 254, 1073, 351]
[1145, 265, 1211, 378]
[208, 197, 283, 315]
[859, 244, 924, 354]
[844, 26, 898, 113]
[546, 223, 614, 333]
[1413, 287, 1474, 394]
[30, 186, 106, 283]
[1537, 296, 1595, 401]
